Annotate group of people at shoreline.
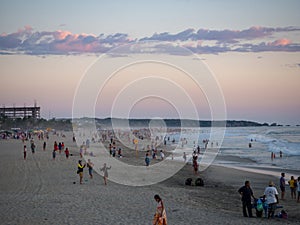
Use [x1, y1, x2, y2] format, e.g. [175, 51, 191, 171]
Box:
[280, 172, 300, 202]
[238, 172, 300, 220]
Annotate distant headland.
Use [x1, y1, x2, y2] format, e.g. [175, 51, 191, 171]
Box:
[0, 117, 290, 131]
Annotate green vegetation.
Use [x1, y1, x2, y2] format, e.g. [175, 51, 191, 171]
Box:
[0, 116, 272, 131]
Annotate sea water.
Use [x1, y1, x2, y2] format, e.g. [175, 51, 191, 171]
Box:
[166, 126, 300, 172]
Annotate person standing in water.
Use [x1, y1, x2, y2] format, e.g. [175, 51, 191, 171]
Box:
[153, 194, 167, 225]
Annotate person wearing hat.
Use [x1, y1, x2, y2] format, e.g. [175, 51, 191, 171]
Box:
[263, 181, 279, 219]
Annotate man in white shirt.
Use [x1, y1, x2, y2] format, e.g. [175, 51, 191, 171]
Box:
[264, 181, 279, 219]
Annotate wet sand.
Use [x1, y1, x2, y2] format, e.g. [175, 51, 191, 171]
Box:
[0, 132, 299, 225]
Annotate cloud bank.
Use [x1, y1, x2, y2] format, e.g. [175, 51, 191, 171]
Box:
[0, 26, 299, 55]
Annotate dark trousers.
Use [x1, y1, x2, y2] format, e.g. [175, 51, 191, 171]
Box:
[242, 201, 253, 217]
[268, 203, 277, 218]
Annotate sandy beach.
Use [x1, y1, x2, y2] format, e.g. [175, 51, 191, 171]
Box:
[0, 132, 299, 225]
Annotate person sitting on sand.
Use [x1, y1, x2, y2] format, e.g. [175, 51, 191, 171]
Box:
[153, 194, 167, 225]
[238, 180, 256, 218]
[100, 163, 111, 185]
[264, 181, 279, 219]
[77, 160, 86, 184]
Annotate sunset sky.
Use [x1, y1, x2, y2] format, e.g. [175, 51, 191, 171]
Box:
[0, 0, 300, 125]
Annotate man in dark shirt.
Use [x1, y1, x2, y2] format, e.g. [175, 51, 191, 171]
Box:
[280, 172, 286, 200]
[238, 180, 256, 217]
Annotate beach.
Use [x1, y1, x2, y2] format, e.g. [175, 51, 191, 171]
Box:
[0, 131, 299, 225]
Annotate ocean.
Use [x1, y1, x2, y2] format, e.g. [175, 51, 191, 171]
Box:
[167, 126, 300, 172]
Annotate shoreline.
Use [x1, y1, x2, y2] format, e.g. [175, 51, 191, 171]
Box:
[212, 154, 299, 180]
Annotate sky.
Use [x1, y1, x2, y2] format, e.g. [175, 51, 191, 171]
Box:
[0, 0, 300, 125]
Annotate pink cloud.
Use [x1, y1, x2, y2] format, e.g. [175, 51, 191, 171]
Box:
[268, 38, 292, 46]
[54, 30, 73, 40]
[16, 25, 33, 36]
[1, 26, 299, 55]
[54, 41, 100, 53]
[53, 31, 96, 41]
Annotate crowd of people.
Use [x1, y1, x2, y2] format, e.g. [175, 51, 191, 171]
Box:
[238, 172, 300, 219]
[13, 128, 299, 224]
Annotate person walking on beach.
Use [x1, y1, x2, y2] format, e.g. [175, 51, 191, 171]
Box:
[238, 180, 255, 218]
[153, 194, 167, 225]
[100, 163, 111, 185]
[183, 152, 187, 162]
[64, 147, 70, 159]
[77, 160, 86, 184]
[288, 176, 297, 199]
[87, 159, 94, 179]
[52, 149, 56, 160]
[192, 151, 198, 174]
[43, 141, 46, 151]
[145, 152, 150, 166]
[280, 172, 286, 200]
[263, 181, 279, 219]
[23, 145, 27, 160]
[54, 141, 58, 151]
[31, 141, 36, 153]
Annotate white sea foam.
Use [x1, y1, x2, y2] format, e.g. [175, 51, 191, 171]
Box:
[166, 126, 300, 171]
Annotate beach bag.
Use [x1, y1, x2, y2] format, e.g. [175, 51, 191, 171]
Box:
[195, 178, 204, 186]
[256, 199, 263, 211]
[278, 210, 288, 219]
[281, 210, 288, 219]
[185, 178, 192, 186]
